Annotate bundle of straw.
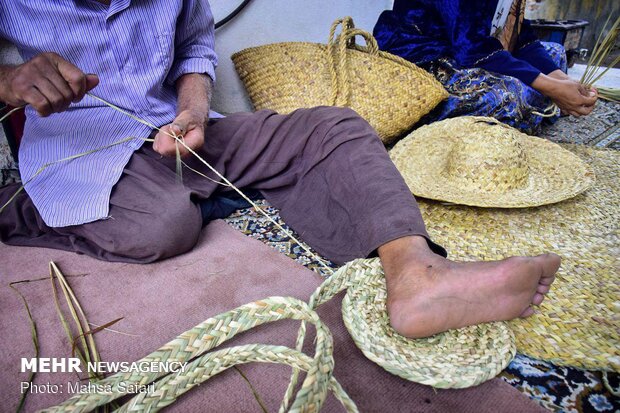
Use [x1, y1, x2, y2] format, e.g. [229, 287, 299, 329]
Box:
[580, 15, 620, 102]
[596, 86, 620, 102]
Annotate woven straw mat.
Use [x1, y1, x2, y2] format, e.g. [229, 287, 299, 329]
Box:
[232, 18, 447, 145]
[337, 258, 515, 389]
[392, 144, 619, 371]
[389, 116, 595, 208]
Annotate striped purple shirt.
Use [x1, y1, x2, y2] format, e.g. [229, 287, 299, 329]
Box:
[0, 0, 218, 227]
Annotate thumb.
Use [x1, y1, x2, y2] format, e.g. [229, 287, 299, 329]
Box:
[167, 123, 186, 140]
[170, 116, 192, 137]
[85, 74, 99, 91]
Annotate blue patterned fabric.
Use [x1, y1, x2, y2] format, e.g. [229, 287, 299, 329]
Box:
[373, 0, 560, 85]
[373, 0, 568, 133]
[502, 354, 620, 412]
[418, 42, 567, 134]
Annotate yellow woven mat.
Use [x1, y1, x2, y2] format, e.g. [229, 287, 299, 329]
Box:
[414, 145, 619, 371]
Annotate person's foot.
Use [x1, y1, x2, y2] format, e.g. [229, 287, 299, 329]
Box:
[378, 236, 560, 338]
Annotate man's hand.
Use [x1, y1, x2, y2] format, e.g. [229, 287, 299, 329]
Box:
[532, 73, 597, 117]
[152, 73, 212, 157]
[0, 52, 99, 117]
[152, 110, 207, 157]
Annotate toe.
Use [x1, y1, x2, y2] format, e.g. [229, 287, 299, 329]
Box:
[538, 253, 561, 279]
[532, 292, 545, 306]
[520, 307, 535, 317]
[537, 283, 551, 294]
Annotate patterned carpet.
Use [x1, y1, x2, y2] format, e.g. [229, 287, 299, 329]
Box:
[224, 197, 619, 412]
[539, 100, 620, 149]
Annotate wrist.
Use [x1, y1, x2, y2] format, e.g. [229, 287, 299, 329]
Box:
[547, 69, 569, 81]
[177, 108, 208, 127]
[0, 65, 17, 104]
[531, 73, 559, 96]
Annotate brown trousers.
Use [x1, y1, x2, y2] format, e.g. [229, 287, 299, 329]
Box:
[0, 107, 444, 264]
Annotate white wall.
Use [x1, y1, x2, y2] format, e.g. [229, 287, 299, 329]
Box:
[210, 0, 393, 113]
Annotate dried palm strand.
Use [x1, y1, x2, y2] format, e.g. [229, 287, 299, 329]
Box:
[580, 15, 620, 88]
[0, 105, 24, 123]
[8, 282, 39, 413]
[50, 262, 100, 369]
[49, 262, 121, 413]
[0, 135, 140, 216]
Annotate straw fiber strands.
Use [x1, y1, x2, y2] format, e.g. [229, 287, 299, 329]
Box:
[392, 138, 619, 371]
[232, 17, 447, 144]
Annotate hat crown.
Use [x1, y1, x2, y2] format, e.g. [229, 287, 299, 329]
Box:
[444, 129, 530, 193]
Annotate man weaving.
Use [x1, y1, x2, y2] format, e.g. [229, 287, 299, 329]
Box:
[0, 0, 559, 339]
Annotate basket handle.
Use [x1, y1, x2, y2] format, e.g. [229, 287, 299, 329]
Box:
[327, 17, 381, 106]
[338, 29, 380, 56]
[328, 16, 355, 47]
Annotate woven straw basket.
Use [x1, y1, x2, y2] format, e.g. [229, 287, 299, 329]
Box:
[232, 17, 448, 144]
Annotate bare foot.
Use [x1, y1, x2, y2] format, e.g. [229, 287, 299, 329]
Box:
[379, 236, 560, 338]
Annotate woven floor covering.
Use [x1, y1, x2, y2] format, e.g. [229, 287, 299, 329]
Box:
[405, 145, 618, 372]
[540, 100, 620, 150]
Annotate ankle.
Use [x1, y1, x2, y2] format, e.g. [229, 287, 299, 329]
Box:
[379, 235, 443, 274]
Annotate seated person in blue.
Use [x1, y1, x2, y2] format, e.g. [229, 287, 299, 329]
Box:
[373, 0, 598, 133]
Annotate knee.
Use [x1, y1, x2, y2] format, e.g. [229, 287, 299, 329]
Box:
[305, 106, 379, 146]
[146, 201, 203, 261]
[107, 198, 202, 262]
[315, 106, 370, 128]
[144, 199, 202, 261]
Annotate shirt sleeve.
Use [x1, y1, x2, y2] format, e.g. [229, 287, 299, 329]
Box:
[443, 0, 542, 85]
[512, 20, 560, 76]
[167, 0, 218, 85]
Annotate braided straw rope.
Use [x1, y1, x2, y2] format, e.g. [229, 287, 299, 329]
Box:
[44, 259, 516, 412]
[42, 297, 343, 413]
[117, 345, 359, 413]
[232, 17, 448, 144]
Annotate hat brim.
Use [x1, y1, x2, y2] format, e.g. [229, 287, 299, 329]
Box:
[390, 117, 596, 208]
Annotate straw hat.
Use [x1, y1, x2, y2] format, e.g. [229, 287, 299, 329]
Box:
[417, 144, 619, 371]
[389, 116, 595, 208]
